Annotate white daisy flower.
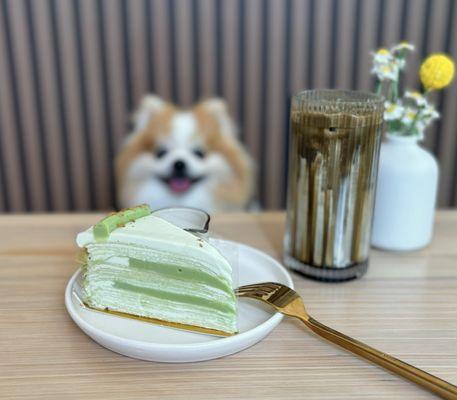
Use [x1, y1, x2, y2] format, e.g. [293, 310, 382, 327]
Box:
[390, 42, 415, 53]
[371, 47, 404, 81]
[389, 42, 414, 70]
[421, 105, 440, 120]
[401, 107, 418, 125]
[404, 91, 428, 107]
[420, 107, 440, 128]
[371, 63, 399, 81]
[384, 101, 404, 121]
[372, 48, 393, 64]
[408, 105, 441, 138]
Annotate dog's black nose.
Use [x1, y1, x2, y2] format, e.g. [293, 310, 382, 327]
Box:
[173, 160, 187, 173]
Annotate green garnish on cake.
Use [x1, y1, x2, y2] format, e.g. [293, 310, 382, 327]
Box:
[76, 205, 237, 334]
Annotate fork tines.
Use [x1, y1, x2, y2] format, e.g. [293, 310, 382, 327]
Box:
[235, 282, 283, 294]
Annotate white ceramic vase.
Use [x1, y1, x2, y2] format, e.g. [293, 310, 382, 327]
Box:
[371, 133, 439, 251]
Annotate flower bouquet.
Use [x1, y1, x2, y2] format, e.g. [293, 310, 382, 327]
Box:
[371, 42, 455, 251]
[371, 42, 454, 139]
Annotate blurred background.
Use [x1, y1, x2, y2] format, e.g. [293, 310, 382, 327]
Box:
[0, 0, 456, 212]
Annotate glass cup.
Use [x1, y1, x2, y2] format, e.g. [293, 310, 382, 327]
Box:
[284, 90, 384, 281]
[152, 207, 210, 239]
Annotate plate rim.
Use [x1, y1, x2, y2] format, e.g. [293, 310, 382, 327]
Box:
[65, 240, 294, 351]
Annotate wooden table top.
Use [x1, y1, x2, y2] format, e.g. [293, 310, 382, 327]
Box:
[0, 211, 456, 399]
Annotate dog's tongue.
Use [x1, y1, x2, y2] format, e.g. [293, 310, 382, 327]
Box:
[168, 177, 192, 193]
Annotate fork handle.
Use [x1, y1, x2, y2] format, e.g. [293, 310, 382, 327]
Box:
[300, 316, 457, 400]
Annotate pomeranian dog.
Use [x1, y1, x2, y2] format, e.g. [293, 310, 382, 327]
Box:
[116, 95, 255, 212]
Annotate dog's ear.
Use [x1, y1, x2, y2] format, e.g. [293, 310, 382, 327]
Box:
[132, 95, 168, 132]
[197, 98, 227, 114]
[196, 98, 238, 137]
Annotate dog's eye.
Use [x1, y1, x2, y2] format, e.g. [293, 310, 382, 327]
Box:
[155, 147, 168, 158]
[193, 148, 206, 159]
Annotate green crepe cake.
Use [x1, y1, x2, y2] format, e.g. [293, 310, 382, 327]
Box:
[77, 205, 237, 335]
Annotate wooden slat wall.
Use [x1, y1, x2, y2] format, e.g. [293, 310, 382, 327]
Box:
[0, 0, 456, 212]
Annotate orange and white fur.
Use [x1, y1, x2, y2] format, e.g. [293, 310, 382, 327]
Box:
[116, 96, 254, 212]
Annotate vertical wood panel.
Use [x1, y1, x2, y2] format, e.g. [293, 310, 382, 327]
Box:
[175, 0, 194, 106]
[431, 0, 455, 168]
[305, 0, 316, 87]
[127, 0, 149, 108]
[437, 1, 457, 205]
[197, 0, 217, 98]
[221, 0, 239, 122]
[422, 0, 448, 151]
[144, 0, 155, 92]
[383, 0, 403, 46]
[54, 0, 91, 210]
[313, 0, 332, 88]
[236, 0, 245, 133]
[357, 0, 378, 90]
[26, 0, 55, 211]
[403, 0, 427, 90]
[30, 0, 69, 211]
[0, 0, 28, 211]
[350, 0, 363, 89]
[243, 0, 263, 200]
[79, 0, 112, 209]
[335, 0, 357, 89]
[103, 0, 129, 152]
[8, 0, 47, 211]
[151, 0, 172, 101]
[264, 0, 287, 209]
[0, 161, 5, 211]
[0, 106, 8, 211]
[290, 0, 307, 93]
[72, 0, 97, 210]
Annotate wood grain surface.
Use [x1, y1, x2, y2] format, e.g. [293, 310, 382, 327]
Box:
[0, 212, 456, 399]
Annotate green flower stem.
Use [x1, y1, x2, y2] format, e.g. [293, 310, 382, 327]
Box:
[392, 78, 399, 102]
[375, 80, 382, 95]
[406, 106, 425, 136]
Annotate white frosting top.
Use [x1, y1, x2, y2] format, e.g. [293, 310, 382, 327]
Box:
[76, 215, 232, 277]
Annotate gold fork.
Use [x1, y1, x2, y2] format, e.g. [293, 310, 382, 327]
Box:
[236, 282, 457, 400]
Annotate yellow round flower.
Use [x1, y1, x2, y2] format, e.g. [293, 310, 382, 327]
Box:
[420, 54, 455, 90]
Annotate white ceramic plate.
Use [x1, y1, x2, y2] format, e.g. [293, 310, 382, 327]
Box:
[65, 240, 293, 363]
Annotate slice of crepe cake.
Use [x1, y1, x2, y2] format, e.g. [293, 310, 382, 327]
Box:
[76, 205, 237, 334]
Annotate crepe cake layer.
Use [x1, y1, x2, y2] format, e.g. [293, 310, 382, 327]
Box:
[76, 207, 237, 334]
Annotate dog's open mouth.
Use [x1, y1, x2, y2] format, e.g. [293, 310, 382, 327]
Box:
[159, 175, 206, 193]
